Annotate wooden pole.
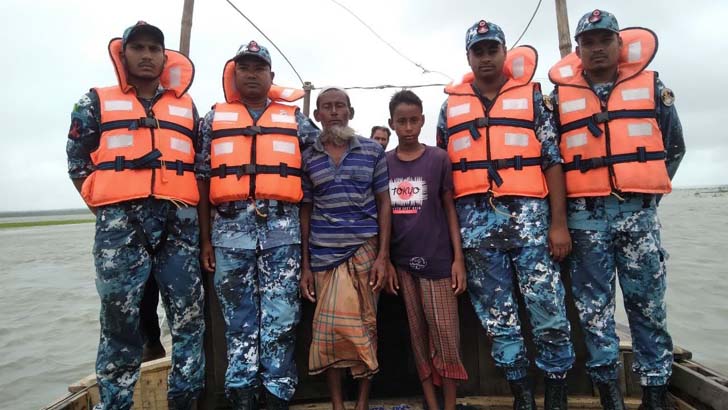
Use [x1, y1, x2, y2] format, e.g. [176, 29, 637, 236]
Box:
[303, 81, 313, 117]
[179, 0, 195, 56]
[555, 0, 572, 57]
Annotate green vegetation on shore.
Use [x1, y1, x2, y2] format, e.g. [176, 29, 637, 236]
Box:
[0, 219, 95, 229]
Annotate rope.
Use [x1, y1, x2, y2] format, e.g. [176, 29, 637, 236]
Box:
[225, 0, 305, 85]
[328, 0, 452, 81]
[511, 0, 544, 49]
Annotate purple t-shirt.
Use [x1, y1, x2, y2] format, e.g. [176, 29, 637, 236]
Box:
[386, 145, 454, 279]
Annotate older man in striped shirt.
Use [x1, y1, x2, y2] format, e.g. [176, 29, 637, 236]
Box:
[299, 87, 394, 410]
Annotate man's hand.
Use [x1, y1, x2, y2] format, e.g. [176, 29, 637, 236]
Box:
[200, 240, 216, 273]
[300, 267, 316, 302]
[385, 261, 399, 295]
[370, 256, 389, 292]
[548, 224, 572, 262]
[451, 258, 467, 296]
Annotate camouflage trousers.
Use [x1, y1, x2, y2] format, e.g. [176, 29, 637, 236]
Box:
[465, 246, 574, 381]
[568, 228, 673, 386]
[214, 244, 301, 401]
[93, 201, 205, 410]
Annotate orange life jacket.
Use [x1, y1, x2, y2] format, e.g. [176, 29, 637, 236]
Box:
[445, 46, 548, 199]
[81, 38, 198, 207]
[208, 59, 305, 205]
[549, 28, 671, 197]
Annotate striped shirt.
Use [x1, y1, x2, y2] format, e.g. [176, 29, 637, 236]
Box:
[302, 135, 389, 271]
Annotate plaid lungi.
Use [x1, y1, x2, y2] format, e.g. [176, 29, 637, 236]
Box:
[309, 237, 379, 378]
[398, 269, 468, 384]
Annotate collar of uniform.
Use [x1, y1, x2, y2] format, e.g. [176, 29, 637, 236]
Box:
[312, 133, 362, 153]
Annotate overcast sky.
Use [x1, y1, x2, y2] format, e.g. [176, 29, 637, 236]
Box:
[1, 0, 725, 211]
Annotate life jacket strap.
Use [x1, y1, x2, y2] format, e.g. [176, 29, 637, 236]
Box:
[452, 155, 542, 187]
[563, 147, 666, 173]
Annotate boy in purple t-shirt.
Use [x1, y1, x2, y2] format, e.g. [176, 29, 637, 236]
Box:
[386, 90, 468, 410]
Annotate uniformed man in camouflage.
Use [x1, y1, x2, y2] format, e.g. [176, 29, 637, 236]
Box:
[66, 22, 205, 410]
[197, 41, 319, 410]
[437, 20, 575, 410]
[548, 10, 686, 410]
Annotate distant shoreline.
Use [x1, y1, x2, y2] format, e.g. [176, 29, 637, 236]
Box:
[0, 219, 95, 229]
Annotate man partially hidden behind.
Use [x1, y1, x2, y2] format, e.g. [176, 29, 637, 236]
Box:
[66, 22, 204, 410]
[370, 125, 391, 149]
[549, 10, 685, 410]
[197, 41, 319, 409]
[299, 87, 395, 410]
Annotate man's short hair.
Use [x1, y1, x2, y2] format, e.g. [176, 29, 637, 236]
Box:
[316, 87, 351, 109]
[388, 89, 423, 117]
[370, 126, 391, 138]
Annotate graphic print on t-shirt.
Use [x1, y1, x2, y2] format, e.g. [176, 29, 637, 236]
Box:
[389, 176, 428, 214]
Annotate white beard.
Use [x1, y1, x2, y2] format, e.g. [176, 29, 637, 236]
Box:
[320, 125, 356, 146]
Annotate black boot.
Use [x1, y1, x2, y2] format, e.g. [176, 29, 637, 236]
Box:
[229, 388, 258, 410]
[545, 378, 568, 410]
[264, 389, 289, 410]
[640, 386, 669, 410]
[596, 381, 626, 410]
[509, 378, 537, 410]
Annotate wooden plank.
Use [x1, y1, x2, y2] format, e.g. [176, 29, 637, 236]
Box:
[670, 361, 728, 410]
[668, 392, 698, 410]
[200, 270, 231, 409]
[289, 395, 642, 410]
[620, 350, 641, 397]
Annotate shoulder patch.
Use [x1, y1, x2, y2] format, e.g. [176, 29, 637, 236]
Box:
[661, 88, 675, 107]
[543, 94, 554, 111]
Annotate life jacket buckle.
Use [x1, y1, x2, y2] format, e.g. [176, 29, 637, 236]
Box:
[593, 111, 610, 123]
[218, 164, 227, 179]
[459, 158, 468, 172]
[242, 126, 262, 136]
[513, 155, 523, 171]
[138, 117, 160, 129]
[279, 162, 289, 178]
[474, 117, 489, 127]
[114, 155, 126, 171]
[636, 147, 647, 162]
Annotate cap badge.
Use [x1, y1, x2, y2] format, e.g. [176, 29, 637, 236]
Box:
[588, 10, 602, 23]
[248, 41, 260, 52]
[477, 20, 489, 34]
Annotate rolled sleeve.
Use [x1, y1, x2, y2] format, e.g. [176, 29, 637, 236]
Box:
[655, 78, 685, 180]
[295, 108, 320, 149]
[66, 91, 101, 179]
[195, 110, 215, 180]
[533, 88, 562, 169]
